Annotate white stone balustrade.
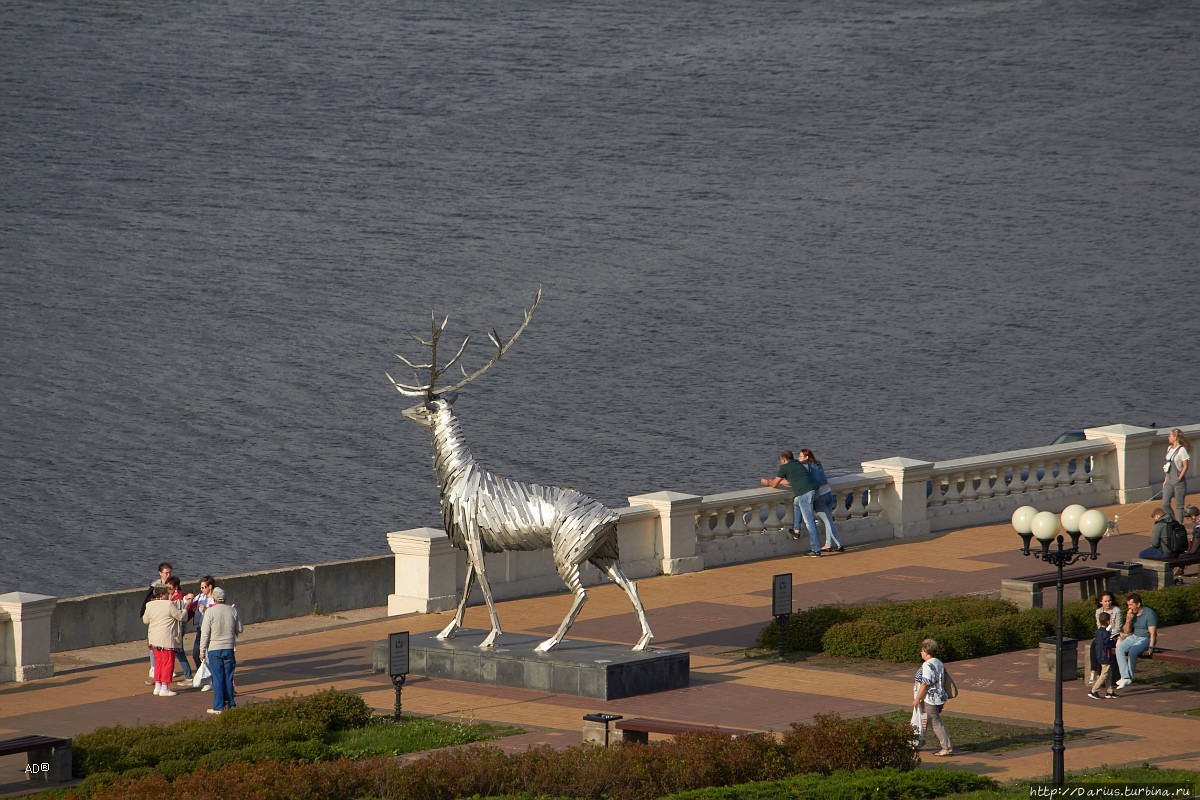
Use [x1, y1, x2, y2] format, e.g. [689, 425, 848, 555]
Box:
[381, 423, 1195, 619]
[922, 439, 1113, 532]
[5, 421, 1194, 683]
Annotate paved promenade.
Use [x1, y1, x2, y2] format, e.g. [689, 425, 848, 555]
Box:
[3, 498, 1199, 796]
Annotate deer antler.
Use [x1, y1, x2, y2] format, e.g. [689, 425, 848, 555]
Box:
[387, 289, 542, 399]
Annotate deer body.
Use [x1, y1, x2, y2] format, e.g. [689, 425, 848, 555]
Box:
[391, 292, 653, 652]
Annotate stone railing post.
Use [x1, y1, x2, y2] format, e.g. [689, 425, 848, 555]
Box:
[1084, 424, 1157, 503]
[627, 491, 704, 575]
[387, 528, 460, 616]
[0, 592, 57, 682]
[858, 458, 934, 538]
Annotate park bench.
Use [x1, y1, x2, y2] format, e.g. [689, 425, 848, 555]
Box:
[0, 735, 72, 783]
[1145, 647, 1200, 690]
[582, 713, 759, 746]
[615, 717, 759, 744]
[1134, 552, 1200, 589]
[1000, 566, 1117, 609]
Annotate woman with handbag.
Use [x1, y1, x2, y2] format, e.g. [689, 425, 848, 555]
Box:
[913, 638, 953, 756]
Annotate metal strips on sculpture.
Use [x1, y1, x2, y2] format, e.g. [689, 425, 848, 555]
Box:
[388, 290, 653, 652]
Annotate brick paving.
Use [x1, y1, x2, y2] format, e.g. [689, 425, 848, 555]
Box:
[3, 497, 1199, 796]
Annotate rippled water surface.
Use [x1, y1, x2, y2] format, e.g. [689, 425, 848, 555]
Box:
[2, 0, 1198, 596]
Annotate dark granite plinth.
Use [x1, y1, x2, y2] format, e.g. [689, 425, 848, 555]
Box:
[372, 630, 689, 700]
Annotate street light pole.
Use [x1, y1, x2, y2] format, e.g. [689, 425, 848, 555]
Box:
[1012, 504, 1107, 789]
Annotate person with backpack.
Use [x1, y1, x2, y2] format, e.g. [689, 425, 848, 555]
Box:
[1138, 508, 1188, 559]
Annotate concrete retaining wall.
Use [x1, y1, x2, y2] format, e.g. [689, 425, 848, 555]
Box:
[50, 554, 392, 653]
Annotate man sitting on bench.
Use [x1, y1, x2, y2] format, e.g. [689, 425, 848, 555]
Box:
[1139, 508, 1188, 560]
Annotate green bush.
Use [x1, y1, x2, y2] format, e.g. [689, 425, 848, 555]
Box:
[1062, 600, 1099, 640]
[662, 767, 998, 800]
[858, 609, 921, 634]
[999, 611, 1054, 648]
[229, 688, 372, 732]
[954, 618, 1010, 657]
[821, 621, 893, 658]
[879, 631, 926, 664]
[1141, 590, 1189, 627]
[758, 604, 865, 652]
[867, 597, 1017, 628]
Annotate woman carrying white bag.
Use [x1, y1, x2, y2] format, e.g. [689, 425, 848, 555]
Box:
[912, 638, 954, 757]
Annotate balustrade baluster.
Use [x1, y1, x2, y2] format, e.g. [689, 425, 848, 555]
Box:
[730, 505, 750, 536]
[1013, 463, 1030, 493]
[696, 511, 715, 543]
[863, 484, 883, 518]
[928, 478, 947, 508]
[978, 468, 997, 500]
[960, 471, 980, 504]
[713, 506, 734, 539]
[764, 502, 787, 532]
[943, 474, 964, 505]
[1031, 462, 1048, 492]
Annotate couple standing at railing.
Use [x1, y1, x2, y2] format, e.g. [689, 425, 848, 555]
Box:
[760, 449, 843, 557]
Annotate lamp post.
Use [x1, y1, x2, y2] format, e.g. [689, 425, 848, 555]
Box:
[1011, 504, 1107, 788]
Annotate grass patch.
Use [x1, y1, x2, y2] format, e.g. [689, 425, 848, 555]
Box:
[881, 710, 1084, 754]
[328, 715, 521, 758]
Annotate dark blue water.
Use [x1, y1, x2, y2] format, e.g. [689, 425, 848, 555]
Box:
[3, 0, 1198, 597]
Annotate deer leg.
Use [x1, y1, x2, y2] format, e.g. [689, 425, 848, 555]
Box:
[437, 561, 476, 640]
[465, 534, 504, 648]
[597, 559, 654, 651]
[536, 564, 588, 653]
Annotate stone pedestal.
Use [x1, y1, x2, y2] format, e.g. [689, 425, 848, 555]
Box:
[859, 457, 934, 538]
[0, 592, 57, 683]
[387, 528, 460, 616]
[1038, 636, 1079, 682]
[628, 491, 704, 575]
[373, 630, 689, 700]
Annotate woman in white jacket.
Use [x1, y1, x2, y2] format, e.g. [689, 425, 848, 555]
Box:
[142, 585, 184, 697]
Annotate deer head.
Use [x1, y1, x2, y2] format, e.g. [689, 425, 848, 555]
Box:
[388, 290, 542, 424]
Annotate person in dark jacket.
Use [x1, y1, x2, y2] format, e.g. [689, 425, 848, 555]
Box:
[1138, 508, 1178, 559]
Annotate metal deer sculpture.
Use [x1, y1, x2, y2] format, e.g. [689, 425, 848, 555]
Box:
[387, 290, 653, 652]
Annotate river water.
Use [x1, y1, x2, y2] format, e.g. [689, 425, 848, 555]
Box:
[2, 0, 1197, 596]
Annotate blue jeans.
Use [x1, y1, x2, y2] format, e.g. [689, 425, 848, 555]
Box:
[793, 491, 819, 552]
[815, 491, 840, 548]
[207, 649, 237, 710]
[172, 648, 193, 679]
[1116, 635, 1148, 681]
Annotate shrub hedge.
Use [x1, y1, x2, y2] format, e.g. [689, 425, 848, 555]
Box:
[759, 581, 1200, 664]
[60, 713, 918, 800]
[72, 688, 369, 778]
